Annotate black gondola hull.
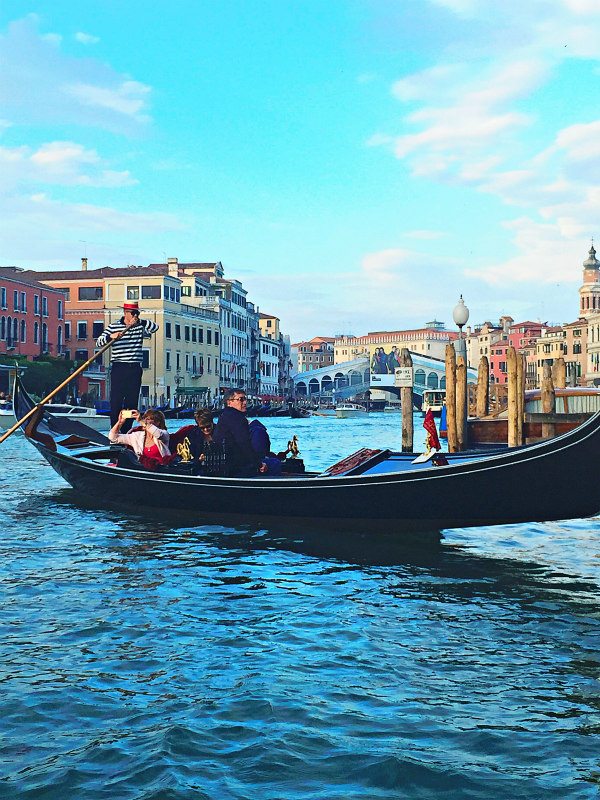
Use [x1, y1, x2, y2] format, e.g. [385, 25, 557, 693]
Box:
[14, 376, 600, 530]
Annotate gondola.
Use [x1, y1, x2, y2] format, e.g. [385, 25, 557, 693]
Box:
[11, 374, 600, 531]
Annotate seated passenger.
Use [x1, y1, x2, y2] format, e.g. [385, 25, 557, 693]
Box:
[248, 419, 287, 475]
[212, 389, 267, 477]
[109, 409, 170, 470]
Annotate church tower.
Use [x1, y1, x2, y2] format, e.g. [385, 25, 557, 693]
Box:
[579, 243, 600, 318]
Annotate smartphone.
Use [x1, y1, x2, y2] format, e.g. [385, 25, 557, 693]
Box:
[121, 409, 136, 419]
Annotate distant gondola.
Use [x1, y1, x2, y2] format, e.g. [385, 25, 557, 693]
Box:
[12, 374, 600, 531]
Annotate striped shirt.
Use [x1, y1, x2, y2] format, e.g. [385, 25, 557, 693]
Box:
[96, 318, 159, 364]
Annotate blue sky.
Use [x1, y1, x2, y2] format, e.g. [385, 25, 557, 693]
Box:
[1, 1, 600, 342]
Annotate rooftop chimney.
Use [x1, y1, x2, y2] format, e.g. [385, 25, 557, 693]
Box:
[81, 257, 88, 271]
[167, 256, 179, 277]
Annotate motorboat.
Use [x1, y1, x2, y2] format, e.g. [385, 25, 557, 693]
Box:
[335, 403, 368, 418]
[11, 373, 600, 532]
[422, 389, 446, 416]
[0, 400, 111, 432]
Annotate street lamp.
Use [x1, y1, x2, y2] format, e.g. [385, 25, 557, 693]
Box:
[452, 294, 469, 363]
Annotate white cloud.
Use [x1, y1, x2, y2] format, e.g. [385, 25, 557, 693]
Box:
[65, 81, 151, 120]
[0, 16, 152, 131]
[75, 32, 100, 45]
[0, 141, 137, 189]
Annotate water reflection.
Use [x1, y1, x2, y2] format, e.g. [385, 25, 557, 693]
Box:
[22, 488, 599, 618]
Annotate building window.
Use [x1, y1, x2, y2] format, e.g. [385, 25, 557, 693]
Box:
[0, 288, 6, 309]
[65, 321, 71, 340]
[176, 352, 181, 371]
[78, 286, 103, 301]
[34, 321, 39, 344]
[165, 322, 172, 338]
[141, 285, 161, 300]
[184, 326, 190, 342]
[20, 292, 26, 312]
[166, 351, 171, 371]
[215, 331, 219, 346]
[191, 327, 197, 343]
[92, 322, 104, 338]
[20, 320, 26, 343]
[185, 354, 190, 372]
[77, 322, 88, 340]
[75, 349, 88, 362]
[42, 297, 48, 317]
[142, 349, 150, 369]
[207, 329, 212, 345]
[34, 295, 40, 315]
[126, 286, 140, 300]
[175, 324, 181, 340]
[198, 328, 203, 343]
[58, 300, 63, 320]
[182, 286, 191, 297]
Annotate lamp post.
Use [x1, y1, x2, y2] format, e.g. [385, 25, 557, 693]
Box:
[452, 295, 470, 449]
[452, 294, 469, 363]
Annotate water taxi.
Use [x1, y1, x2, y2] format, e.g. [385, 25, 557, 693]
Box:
[335, 403, 368, 418]
[422, 389, 445, 416]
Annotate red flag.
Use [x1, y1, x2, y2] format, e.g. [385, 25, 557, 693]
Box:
[423, 409, 441, 451]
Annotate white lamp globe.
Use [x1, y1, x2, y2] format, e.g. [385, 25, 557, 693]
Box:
[453, 295, 469, 327]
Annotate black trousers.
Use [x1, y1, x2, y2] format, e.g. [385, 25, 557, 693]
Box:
[109, 362, 143, 432]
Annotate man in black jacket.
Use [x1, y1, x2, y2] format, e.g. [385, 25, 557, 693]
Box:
[213, 389, 267, 477]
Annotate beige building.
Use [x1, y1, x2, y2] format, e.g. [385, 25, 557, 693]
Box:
[535, 326, 566, 386]
[334, 325, 456, 367]
[32, 263, 221, 406]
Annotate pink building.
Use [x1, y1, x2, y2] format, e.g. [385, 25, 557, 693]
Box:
[0, 268, 66, 360]
[488, 321, 545, 385]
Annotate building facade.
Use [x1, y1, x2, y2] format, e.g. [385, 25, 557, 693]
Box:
[0, 267, 66, 361]
[292, 336, 335, 373]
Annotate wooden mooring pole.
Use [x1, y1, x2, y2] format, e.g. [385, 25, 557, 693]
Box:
[400, 348, 413, 452]
[507, 346, 518, 447]
[517, 352, 525, 445]
[476, 356, 489, 418]
[445, 344, 458, 453]
[456, 354, 467, 450]
[541, 362, 556, 440]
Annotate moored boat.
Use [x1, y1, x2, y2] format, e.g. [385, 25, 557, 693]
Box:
[10, 373, 600, 531]
[335, 402, 367, 418]
[0, 400, 111, 432]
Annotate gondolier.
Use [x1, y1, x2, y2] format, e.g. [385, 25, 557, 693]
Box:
[96, 302, 158, 432]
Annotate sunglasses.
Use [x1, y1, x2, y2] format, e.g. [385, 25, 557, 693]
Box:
[199, 424, 213, 431]
[231, 397, 247, 403]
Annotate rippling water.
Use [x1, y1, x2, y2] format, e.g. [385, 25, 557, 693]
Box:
[1, 414, 599, 798]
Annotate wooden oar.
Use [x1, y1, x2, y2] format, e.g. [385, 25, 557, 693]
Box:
[0, 334, 120, 445]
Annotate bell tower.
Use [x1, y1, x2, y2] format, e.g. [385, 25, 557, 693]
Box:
[579, 242, 600, 318]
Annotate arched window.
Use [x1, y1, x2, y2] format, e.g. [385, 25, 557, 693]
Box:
[308, 378, 320, 395]
[427, 372, 439, 389]
[42, 323, 48, 351]
[6, 316, 12, 346]
[34, 321, 39, 344]
[414, 368, 426, 386]
[57, 325, 63, 351]
[0, 317, 5, 340]
[20, 320, 26, 343]
[12, 318, 18, 342]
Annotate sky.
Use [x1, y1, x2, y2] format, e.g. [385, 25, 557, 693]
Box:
[1, 0, 600, 343]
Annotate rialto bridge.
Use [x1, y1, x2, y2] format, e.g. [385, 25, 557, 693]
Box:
[292, 354, 477, 402]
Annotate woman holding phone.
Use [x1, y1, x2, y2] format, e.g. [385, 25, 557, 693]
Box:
[108, 409, 171, 470]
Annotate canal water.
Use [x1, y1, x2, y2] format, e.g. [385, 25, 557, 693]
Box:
[1, 413, 599, 799]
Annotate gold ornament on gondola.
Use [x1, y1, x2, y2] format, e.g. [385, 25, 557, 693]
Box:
[177, 436, 192, 462]
[287, 434, 299, 458]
